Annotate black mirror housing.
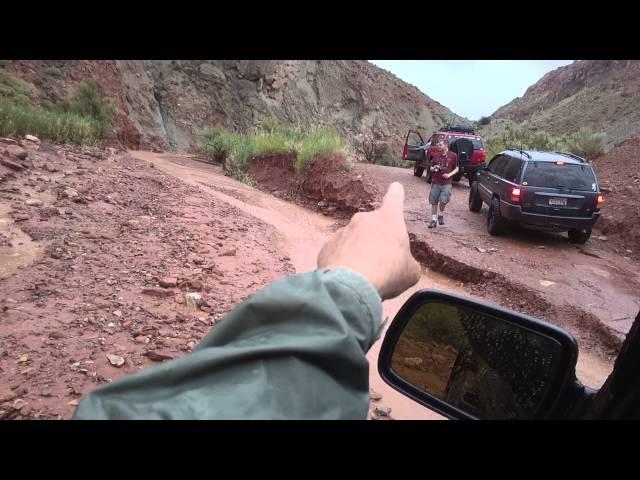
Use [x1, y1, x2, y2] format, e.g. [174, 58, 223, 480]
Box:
[378, 290, 579, 420]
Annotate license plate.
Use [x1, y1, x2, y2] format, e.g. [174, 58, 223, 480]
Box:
[549, 197, 567, 206]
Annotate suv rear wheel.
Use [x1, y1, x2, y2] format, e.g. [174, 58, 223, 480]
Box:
[414, 163, 424, 177]
[469, 181, 483, 212]
[487, 196, 505, 235]
[568, 228, 592, 244]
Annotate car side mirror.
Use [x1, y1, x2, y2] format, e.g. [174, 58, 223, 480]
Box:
[378, 290, 579, 419]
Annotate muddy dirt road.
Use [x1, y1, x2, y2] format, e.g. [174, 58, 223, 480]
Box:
[133, 152, 613, 418]
[0, 146, 616, 420]
[358, 164, 640, 351]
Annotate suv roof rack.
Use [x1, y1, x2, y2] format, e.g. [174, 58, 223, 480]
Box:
[443, 125, 476, 134]
[506, 146, 532, 159]
[553, 151, 587, 163]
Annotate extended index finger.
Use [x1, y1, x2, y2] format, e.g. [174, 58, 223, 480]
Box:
[380, 182, 405, 215]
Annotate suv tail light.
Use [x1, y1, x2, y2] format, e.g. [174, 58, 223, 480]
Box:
[596, 194, 604, 211]
[402, 144, 408, 160]
[510, 187, 522, 204]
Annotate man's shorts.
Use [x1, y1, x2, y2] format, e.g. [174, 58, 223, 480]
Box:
[429, 183, 453, 205]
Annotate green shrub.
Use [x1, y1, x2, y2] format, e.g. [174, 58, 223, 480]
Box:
[0, 72, 32, 106]
[485, 125, 607, 162]
[296, 127, 345, 170]
[227, 134, 257, 174]
[200, 126, 234, 163]
[61, 80, 115, 137]
[199, 122, 349, 182]
[564, 128, 606, 160]
[43, 66, 63, 78]
[254, 131, 291, 156]
[0, 98, 104, 145]
[478, 116, 491, 126]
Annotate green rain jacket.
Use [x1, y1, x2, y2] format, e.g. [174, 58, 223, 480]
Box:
[73, 268, 384, 420]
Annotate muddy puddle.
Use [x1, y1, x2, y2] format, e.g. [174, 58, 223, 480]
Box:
[0, 205, 43, 279]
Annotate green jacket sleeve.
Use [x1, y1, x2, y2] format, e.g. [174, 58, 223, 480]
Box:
[73, 268, 384, 420]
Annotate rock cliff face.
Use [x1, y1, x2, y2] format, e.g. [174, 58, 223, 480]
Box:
[1, 60, 468, 154]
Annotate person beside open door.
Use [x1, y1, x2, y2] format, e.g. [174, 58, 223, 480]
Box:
[428, 141, 459, 228]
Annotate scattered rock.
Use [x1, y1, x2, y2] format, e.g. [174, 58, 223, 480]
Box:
[579, 249, 602, 259]
[25, 198, 43, 207]
[539, 280, 557, 287]
[372, 406, 392, 418]
[159, 277, 178, 288]
[39, 207, 59, 218]
[39, 388, 52, 397]
[14, 213, 30, 222]
[112, 310, 122, 318]
[44, 163, 58, 173]
[221, 248, 237, 256]
[402, 357, 423, 368]
[185, 292, 202, 307]
[63, 188, 79, 199]
[17, 355, 29, 363]
[24, 134, 40, 143]
[142, 287, 174, 298]
[180, 279, 203, 290]
[0, 158, 25, 171]
[596, 235, 608, 241]
[0, 137, 20, 146]
[5, 145, 28, 160]
[475, 247, 487, 253]
[106, 354, 125, 368]
[145, 350, 177, 362]
[537, 245, 546, 249]
[67, 399, 80, 407]
[12, 399, 27, 411]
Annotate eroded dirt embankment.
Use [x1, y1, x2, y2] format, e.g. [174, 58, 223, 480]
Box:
[246, 154, 379, 217]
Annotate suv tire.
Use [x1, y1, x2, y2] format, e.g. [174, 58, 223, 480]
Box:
[568, 228, 592, 244]
[414, 164, 424, 177]
[469, 181, 483, 212]
[487, 196, 505, 235]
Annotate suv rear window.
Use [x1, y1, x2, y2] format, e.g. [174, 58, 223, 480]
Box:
[447, 135, 484, 149]
[522, 162, 597, 192]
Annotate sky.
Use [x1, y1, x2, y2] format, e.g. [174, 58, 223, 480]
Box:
[369, 60, 574, 121]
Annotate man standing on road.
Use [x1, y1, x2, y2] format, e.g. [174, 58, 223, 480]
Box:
[428, 141, 459, 228]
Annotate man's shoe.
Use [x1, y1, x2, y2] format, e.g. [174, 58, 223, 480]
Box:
[438, 215, 445, 225]
[428, 220, 437, 228]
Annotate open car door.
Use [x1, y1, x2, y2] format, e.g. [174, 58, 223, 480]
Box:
[402, 130, 426, 161]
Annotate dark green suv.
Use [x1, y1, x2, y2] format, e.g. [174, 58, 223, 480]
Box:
[468, 149, 604, 244]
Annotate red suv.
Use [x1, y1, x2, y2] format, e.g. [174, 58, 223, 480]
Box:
[403, 126, 488, 183]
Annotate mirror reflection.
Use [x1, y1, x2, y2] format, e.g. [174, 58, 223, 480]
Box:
[391, 301, 565, 419]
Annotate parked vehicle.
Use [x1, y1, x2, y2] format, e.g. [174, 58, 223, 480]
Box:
[403, 126, 488, 183]
[468, 149, 604, 244]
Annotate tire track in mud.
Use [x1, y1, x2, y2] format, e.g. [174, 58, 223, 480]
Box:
[409, 234, 623, 357]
